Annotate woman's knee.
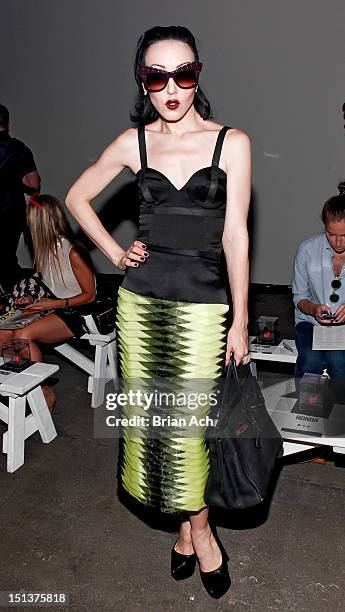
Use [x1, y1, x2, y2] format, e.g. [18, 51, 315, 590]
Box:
[0, 330, 14, 347]
[13, 328, 34, 342]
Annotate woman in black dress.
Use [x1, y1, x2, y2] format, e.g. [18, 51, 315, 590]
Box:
[66, 25, 251, 599]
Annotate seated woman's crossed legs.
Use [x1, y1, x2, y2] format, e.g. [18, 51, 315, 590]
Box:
[13, 313, 74, 361]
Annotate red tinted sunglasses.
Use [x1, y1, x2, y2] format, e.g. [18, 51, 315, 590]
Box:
[137, 62, 203, 93]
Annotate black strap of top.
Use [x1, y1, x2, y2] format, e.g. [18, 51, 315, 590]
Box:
[211, 126, 231, 168]
[138, 126, 155, 202]
[204, 126, 231, 207]
[138, 125, 147, 169]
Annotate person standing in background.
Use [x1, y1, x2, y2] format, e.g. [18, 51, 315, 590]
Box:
[0, 104, 41, 292]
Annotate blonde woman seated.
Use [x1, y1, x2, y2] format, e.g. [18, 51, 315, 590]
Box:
[0, 194, 96, 401]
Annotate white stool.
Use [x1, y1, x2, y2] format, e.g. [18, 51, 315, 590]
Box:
[54, 313, 118, 408]
[0, 362, 59, 472]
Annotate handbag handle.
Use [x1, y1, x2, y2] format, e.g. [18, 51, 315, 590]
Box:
[220, 354, 262, 445]
[229, 353, 239, 379]
[218, 354, 240, 415]
[228, 353, 256, 380]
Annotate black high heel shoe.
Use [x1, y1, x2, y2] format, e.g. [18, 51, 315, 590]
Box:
[198, 532, 231, 599]
[171, 542, 197, 581]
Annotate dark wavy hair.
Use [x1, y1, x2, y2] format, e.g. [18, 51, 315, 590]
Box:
[321, 182, 345, 224]
[130, 25, 213, 125]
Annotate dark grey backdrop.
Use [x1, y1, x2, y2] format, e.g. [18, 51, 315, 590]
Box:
[2, 0, 344, 283]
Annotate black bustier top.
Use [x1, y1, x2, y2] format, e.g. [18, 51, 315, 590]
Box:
[121, 125, 231, 304]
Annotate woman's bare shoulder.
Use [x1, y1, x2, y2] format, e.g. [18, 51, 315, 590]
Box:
[203, 122, 251, 157]
[202, 119, 226, 132]
[198, 121, 250, 142]
[224, 127, 251, 153]
[107, 126, 138, 153]
[96, 127, 139, 170]
[69, 242, 94, 270]
[225, 126, 250, 140]
[222, 128, 251, 173]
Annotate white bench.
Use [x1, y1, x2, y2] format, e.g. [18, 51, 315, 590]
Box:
[0, 361, 59, 472]
[249, 338, 297, 363]
[54, 313, 118, 408]
[249, 338, 345, 458]
[261, 377, 345, 458]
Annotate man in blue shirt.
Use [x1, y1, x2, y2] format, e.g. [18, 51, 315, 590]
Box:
[292, 189, 345, 379]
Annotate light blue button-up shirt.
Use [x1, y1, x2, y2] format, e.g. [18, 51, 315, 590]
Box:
[291, 232, 345, 326]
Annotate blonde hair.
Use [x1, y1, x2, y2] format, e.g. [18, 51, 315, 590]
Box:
[27, 194, 75, 283]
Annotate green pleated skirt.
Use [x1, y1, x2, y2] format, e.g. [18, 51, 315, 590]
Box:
[115, 286, 229, 514]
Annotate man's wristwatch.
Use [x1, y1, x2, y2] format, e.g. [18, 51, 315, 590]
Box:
[63, 298, 70, 309]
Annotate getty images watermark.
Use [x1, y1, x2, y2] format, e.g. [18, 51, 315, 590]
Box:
[93, 377, 223, 438]
[93, 373, 345, 441]
[106, 388, 218, 424]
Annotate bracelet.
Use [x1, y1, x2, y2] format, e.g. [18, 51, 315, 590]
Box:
[63, 298, 70, 309]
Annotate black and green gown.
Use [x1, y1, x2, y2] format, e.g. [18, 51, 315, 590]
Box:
[115, 125, 231, 514]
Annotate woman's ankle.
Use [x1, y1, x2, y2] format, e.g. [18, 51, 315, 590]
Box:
[190, 524, 222, 571]
[174, 536, 194, 555]
[190, 524, 211, 540]
[175, 520, 194, 554]
[180, 518, 192, 538]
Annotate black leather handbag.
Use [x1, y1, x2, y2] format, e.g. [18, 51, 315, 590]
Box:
[204, 355, 284, 510]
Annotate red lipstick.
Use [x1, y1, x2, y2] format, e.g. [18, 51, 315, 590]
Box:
[165, 100, 180, 110]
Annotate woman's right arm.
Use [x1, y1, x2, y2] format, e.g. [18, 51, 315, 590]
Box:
[65, 128, 146, 270]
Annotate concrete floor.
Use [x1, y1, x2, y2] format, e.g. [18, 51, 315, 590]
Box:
[0, 353, 344, 612]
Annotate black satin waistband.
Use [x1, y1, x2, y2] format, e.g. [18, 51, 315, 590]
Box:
[140, 206, 225, 217]
[144, 243, 220, 261]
